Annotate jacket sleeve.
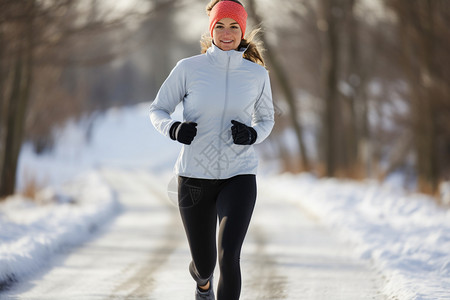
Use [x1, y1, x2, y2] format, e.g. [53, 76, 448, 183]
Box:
[149, 60, 186, 138]
[252, 70, 275, 144]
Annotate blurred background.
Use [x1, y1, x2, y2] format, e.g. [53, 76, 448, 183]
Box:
[1, 0, 449, 200]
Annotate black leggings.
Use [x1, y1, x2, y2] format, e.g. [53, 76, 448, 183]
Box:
[178, 174, 256, 300]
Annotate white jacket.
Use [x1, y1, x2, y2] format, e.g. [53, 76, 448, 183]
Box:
[149, 44, 275, 179]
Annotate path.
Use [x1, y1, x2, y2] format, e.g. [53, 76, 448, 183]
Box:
[0, 169, 385, 299]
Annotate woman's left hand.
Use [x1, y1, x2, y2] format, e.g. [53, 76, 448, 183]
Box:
[231, 120, 257, 145]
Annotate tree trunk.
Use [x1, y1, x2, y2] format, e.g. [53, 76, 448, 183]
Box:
[0, 26, 5, 190]
[389, 0, 443, 194]
[0, 2, 34, 198]
[319, 0, 341, 177]
[416, 0, 439, 193]
[345, 0, 361, 175]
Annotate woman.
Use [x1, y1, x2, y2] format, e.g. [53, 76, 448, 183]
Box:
[149, 0, 274, 299]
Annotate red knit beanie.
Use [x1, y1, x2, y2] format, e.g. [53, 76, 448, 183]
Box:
[209, 1, 248, 39]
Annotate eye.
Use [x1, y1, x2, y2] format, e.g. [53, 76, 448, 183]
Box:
[215, 24, 224, 29]
[231, 25, 240, 29]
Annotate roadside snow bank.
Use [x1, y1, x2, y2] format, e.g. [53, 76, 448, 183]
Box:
[0, 171, 120, 289]
[17, 103, 180, 191]
[260, 173, 450, 300]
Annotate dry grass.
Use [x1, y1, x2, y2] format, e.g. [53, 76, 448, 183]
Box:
[21, 168, 48, 201]
[279, 152, 309, 174]
[336, 163, 366, 180]
[314, 162, 366, 180]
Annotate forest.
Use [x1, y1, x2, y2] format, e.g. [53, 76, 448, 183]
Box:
[1, 0, 449, 199]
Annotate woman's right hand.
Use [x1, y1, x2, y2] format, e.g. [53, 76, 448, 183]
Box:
[170, 122, 198, 145]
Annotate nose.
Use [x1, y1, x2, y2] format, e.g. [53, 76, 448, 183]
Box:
[223, 28, 233, 35]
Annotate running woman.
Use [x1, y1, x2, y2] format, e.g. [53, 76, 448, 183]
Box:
[149, 1, 274, 299]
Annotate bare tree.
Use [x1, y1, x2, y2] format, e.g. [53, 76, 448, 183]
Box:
[246, 0, 449, 192]
[317, 0, 344, 177]
[0, 0, 187, 199]
[385, 0, 450, 193]
[246, 0, 311, 171]
[0, 0, 36, 198]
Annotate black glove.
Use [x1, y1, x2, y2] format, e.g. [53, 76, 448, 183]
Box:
[170, 121, 198, 145]
[231, 120, 257, 145]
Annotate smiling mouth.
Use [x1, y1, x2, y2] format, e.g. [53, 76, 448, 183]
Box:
[221, 40, 233, 44]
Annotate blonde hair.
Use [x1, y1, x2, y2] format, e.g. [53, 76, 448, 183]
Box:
[201, 0, 266, 67]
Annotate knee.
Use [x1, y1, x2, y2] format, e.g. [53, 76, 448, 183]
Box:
[219, 248, 240, 269]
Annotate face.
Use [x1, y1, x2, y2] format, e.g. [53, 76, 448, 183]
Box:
[212, 18, 242, 51]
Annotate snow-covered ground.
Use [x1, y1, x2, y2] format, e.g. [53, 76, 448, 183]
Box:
[2, 103, 175, 290]
[260, 175, 450, 299]
[1, 103, 449, 299]
[0, 172, 120, 289]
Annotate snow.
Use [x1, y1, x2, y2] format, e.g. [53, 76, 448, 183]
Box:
[16, 103, 181, 190]
[260, 174, 450, 299]
[0, 172, 119, 288]
[1, 103, 450, 299]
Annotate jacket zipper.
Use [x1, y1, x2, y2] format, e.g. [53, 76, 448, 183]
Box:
[218, 55, 231, 179]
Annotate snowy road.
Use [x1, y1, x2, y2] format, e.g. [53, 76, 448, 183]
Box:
[1, 169, 386, 299]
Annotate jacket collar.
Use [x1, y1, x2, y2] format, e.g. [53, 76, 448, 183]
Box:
[206, 43, 246, 69]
